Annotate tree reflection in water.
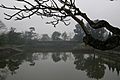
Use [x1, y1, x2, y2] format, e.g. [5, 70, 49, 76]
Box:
[52, 52, 71, 62]
[0, 58, 22, 80]
[52, 53, 61, 62]
[0, 50, 120, 80]
[72, 52, 106, 79]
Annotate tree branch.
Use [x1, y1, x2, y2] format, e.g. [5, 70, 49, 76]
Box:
[1, 0, 120, 50]
[83, 34, 120, 50]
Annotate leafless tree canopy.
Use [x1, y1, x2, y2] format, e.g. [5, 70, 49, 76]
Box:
[0, 0, 120, 50]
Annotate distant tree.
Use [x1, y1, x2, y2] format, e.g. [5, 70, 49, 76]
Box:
[51, 31, 62, 40]
[29, 27, 35, 33]
[67, 32, 74, 40]
[9, 27, 16, 32]
[61, 32, 68, 40]
[7, 27, 22, 45]
[72, 24, 85, 42]
[23, 27, 36, 40]
[41, 34, 51, 41]
[0, 0, 120, 50]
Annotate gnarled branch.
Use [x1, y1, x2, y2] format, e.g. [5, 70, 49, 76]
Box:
[0, 0, 120, 50]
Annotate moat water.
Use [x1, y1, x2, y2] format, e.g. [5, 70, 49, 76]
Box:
[0, 51, 120, 80]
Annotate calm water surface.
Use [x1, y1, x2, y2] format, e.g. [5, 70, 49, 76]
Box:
[0, 51, 120, 80]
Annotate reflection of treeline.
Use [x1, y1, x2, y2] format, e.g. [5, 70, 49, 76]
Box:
[104, 60, 120, 75]
[72, 51, 120, 79]
[73, 52, 106, 79]
[0, 51, 120, 79]
[97, 51, 120, 75]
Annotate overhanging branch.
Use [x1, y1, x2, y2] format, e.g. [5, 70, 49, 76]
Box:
[1, 0, 120, 50]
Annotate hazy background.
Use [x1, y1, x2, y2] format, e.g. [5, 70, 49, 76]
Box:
[0, 0, 120, 36]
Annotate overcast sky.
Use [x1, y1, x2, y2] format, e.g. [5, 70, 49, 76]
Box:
[0, 0, 120, 35]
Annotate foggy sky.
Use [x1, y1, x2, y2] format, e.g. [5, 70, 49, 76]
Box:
[0, 0, 120, 36]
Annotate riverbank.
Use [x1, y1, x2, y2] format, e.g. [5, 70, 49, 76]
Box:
[0, 45, 23, 53]
[0, 43, 120, 55]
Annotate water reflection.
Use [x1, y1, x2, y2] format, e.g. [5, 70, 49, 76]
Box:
[52, 52, 70, 62]
[0, 50, 120, 80]
[73, 52, 106, 79]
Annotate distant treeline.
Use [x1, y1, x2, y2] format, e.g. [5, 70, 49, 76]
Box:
[0, 20, 111, 46]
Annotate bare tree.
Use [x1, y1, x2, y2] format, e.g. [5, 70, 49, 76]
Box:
[0, 0, 120, 50]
